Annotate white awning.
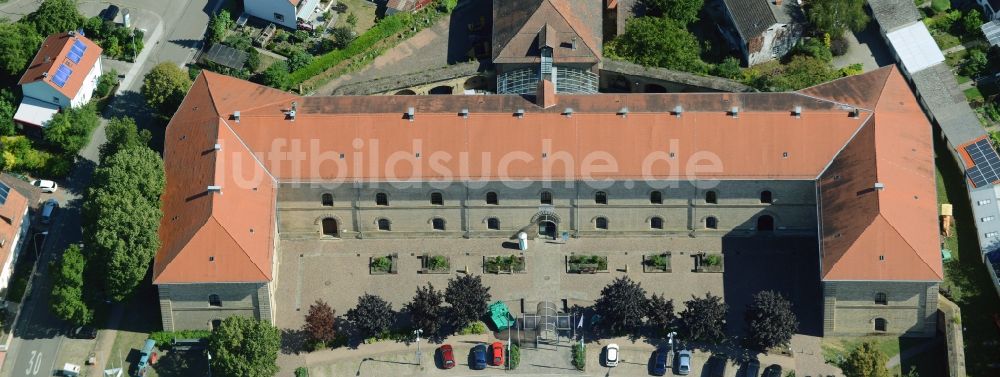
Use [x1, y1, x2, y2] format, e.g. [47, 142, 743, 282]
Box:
[13, 97, 59, 128]
[886, 22, 946, 75]
[984, 21, 1000, 47]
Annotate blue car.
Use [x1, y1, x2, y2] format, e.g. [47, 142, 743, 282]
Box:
[651, 348, 668, 376]
[471, 344, 488, 370]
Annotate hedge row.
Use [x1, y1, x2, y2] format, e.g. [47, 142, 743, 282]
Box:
[150, 329, 213, 349]
[287, 0, 453, 90]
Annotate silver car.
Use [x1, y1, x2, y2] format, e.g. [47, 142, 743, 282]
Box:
[676, 350, 692, 375]
[32, 179, 58, 193]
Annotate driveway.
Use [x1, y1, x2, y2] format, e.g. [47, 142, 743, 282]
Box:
[832, 21, 896, 71]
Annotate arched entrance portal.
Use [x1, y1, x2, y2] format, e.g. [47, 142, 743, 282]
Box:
[531, 212, 560, 240]
[321, 218, 339, 237]
[757, 215, 774, 232]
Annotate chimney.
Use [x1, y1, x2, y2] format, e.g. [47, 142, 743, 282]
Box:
[792, 106, 801, 118]
[42, 72, 48, 78]
[207, 185, 222, 195]
[406, 107, 416, 121]
[233, 111, 241, 123]
[673, 105, 683, 118]
[730, 106, 740, 118]
[849, 107, 860, 119]
[287, 102, 298, 121]
[536, 79, 557, 109]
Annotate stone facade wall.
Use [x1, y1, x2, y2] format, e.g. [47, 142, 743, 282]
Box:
[823, 281, 938, 337]
[276, 179, 817, 240]
[158, 282, 272, 331]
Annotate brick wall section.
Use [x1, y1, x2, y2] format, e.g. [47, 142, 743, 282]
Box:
[157, 282, 271, 330]
[823, 281, 938, 336]
[276, 180, 817, 240]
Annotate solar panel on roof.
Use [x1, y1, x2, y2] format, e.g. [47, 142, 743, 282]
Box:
[67, 50, 82, 64]
[52, 64, 73, 87]
[964, 139, 1000, 187]
[72, 39, 87, 53]
[0, 182, 9, 206]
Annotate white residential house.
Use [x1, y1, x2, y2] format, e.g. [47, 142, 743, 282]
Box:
[14, 31, 103, 131]
[243, 0, 321, 29]
[0, 176, 31, 307]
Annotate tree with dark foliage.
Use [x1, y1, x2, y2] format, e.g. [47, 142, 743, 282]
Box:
[404, 283, 445, 337]
[346, 293, 395, 338]
[646, 293, 675, 331]
[744, 290, 798, 351]
[208, 316, 280, 377]
[641, 0, 705, 25]
[303, 300, 336, 347]
[679, 293, 727, 344]
[444, 274, 491, 329]
[594, 276, 649, 334]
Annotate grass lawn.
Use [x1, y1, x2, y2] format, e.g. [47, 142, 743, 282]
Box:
[932, 29, 962, 50]
[934, 135, 1000, 375]
[956, 75, 971, 85]
[964, 87, 985, 103]
[822, 336, 946, 376]
[944, 49, 968, 68]
[255, 50, 282, 73]
[336, 0, 378, 35]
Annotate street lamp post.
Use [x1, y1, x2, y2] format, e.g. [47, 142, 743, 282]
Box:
[504, 314, 511, 370]
[206, 351, 212, 377]
[413, 329, 423, 365]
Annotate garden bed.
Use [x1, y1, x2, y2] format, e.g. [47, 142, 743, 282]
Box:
[642, 252, 671, 273]
[419, 254, 450, 274]
[566, 255, 608, 274]
[369, 253, 398, 274]
[484, 255, 525, 274]
[694, 252, 724, 273]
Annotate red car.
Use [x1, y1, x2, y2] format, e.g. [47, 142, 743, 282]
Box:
[437, 344, 455, 369]
[490, 342, 504, 366]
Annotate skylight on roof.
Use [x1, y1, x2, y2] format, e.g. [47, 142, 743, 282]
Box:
[52, 64, 73, 87]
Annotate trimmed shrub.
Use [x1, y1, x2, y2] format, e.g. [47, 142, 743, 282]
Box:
[571, 343, 586, 370]
[459, 320, 487, 335]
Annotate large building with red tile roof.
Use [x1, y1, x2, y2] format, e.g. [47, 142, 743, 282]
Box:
[14, 31, 103, 130]
[156, 66, 941, 337]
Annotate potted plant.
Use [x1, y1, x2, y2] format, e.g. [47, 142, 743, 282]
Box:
[643, 252, 671, 273]
[420, 254, 450, 274]
[369, 253, 398, 274]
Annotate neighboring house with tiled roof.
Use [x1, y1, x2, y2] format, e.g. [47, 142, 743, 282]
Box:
[157, 66, 940, 337]
[242, 0, 321, 29]
[492, 0, 603, 94]
[709, 0, 804, 66]
[0, 175, 34, 306]
[14, 31, 102, 130]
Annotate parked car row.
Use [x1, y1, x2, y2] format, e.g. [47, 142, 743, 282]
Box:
[603, 344, 780, 377]
[436, 342, 506, 370]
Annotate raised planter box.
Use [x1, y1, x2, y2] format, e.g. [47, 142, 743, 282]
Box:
[369, 253, 398, 275]
[419, 254, 451, 274]
[484, 255, 526, 274]
[642, 252, 672, 273]
[566, 255, 609, 274]
[693, 252, 723, 273]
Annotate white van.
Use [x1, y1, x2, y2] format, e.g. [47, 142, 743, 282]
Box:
[40, 199, 58, 224]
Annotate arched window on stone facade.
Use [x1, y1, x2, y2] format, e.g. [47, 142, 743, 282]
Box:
[650, 191, 663, 204]
[540, 191, 553, 205]
[595, 217, 608, 230]
[705, 216, 718, 229]
[874, 318, 888, 332]
[650, 217, 664, 230]
[375, 192, 389, 206]
[875, 292, 888, 305]
[208, 294, 222, 307]
[432, 218, 446, 231]
[321, 193, 333, 206]
[377, 218, 391, 231]
[321, 218, 339, 237]
[431, 192, 443, 205]
[705, 191, 718, 204]
[595, 191, 607, 204]
[486, 192, 498, 205]
[760, 190, 773, 204]
[487, 218, 500, 230]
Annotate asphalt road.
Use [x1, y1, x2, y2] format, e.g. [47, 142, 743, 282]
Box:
[0, 0, 220, 375]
